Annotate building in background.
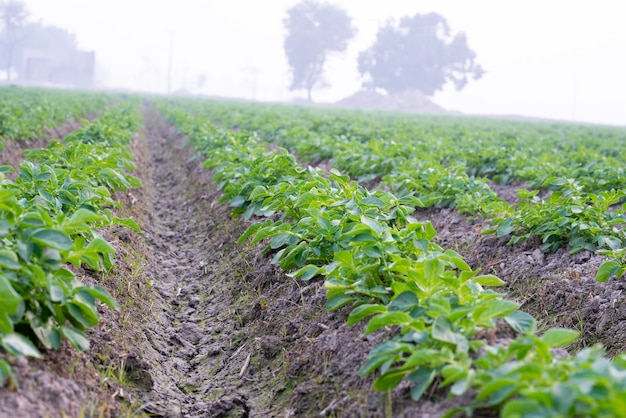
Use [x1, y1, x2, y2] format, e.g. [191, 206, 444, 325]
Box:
[20, 47, 94, 87]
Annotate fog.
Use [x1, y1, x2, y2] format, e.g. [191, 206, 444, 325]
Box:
[15, 0, 626, 126]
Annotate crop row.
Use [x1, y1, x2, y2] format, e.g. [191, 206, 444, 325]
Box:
[162, 98, 626, 280]
[169, 99, 626, 193]
[157, 102, 626, 418]
[0, 102, 142, 387]
[0, 87, 117, 148]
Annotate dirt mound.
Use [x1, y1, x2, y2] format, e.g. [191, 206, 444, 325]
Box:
[336, 89, 448, 114]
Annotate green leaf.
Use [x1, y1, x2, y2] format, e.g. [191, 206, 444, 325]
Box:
[350, 233, 377, 243]
[81, 286, 119, 311]
[501, 399, 547, 417]
[49, 284, 67, 304]
[61, 325, 90, 351]
[0, 312, 14, 334]
[0, 358, 13, 387]
[473, 275, 506, 287]
[85, 238, 116, 253]
[32, 323, 61, 350]
[388, 291, 419, 313]
[228, 195, 245, 208]
[30, 229, 73, 250]
[326, 294, 354, 311]
[269, 233, 294, 249]
[431, 316, 456, 345]
[294, 192, 318, 207]
[450, 377, 471, 396]
[248, 185, 266, 202]
[287, 265, 321, 281]
[504, 310, 537, 334]
[0, 250, 21, 270]
[496, 218, 514, 237]
[595, 261, 620, 282]
[113, 217, 141, 232]
[477, 299, 520, 322]
[0, 275, 22, 314]
[361, 215, 386, 235]
[360, 196, 387, 207]
[408, 368, 436, 401]
[0, 220, 10, 237]
[476, 379, 517, 402]
[66, 302, 96, 329]
[68, 208, 101, 224]
[365, 311, 413, 335]
[346, 304, 386, 326]
[1, 333, 42, 358]
[373, 368, 405, 392]
[237, 221, 267, 244]
[540, 328, 579, 348]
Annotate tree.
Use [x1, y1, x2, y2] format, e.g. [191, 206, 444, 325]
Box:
[358, 13, 484, 96]
[284, 0, 354, 102]
[0, 0, 27, 81]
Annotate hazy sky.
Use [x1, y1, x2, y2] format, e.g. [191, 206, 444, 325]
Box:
[19, 0, 626, 126]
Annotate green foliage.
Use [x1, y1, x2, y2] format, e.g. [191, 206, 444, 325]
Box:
[172, 99, 626, 283]
[0, 87, 116, 147]
[486, 178, 626, 253]
[0, 102, 141, 382]
[157, 99, 626, 417]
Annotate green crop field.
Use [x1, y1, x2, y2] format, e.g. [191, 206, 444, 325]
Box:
[1, 86, 626, 417]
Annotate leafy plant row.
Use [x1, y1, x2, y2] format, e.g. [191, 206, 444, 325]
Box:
[0, 102, 142, 387]
[157, 103, 626, 418]
[162, 98, 626, 279]
[166, 98, 626, 195]
[0, 86, 117, 148]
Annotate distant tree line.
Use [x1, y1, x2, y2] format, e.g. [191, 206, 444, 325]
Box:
[284, 0, 484, 102]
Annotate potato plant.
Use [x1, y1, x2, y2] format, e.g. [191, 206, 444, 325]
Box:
[486, 178, 626, 253]
[0, 103, 141, 386]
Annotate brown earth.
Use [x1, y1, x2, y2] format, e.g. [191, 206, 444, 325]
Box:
[2, 106, 624, 418]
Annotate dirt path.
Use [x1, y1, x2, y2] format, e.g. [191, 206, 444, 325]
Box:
[124, 108, 253, 416]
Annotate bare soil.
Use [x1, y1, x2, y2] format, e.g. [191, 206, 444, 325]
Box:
[1, 107, 624, 418]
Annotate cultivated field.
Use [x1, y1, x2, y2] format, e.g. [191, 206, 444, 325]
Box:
[1, 87, 626, 417]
